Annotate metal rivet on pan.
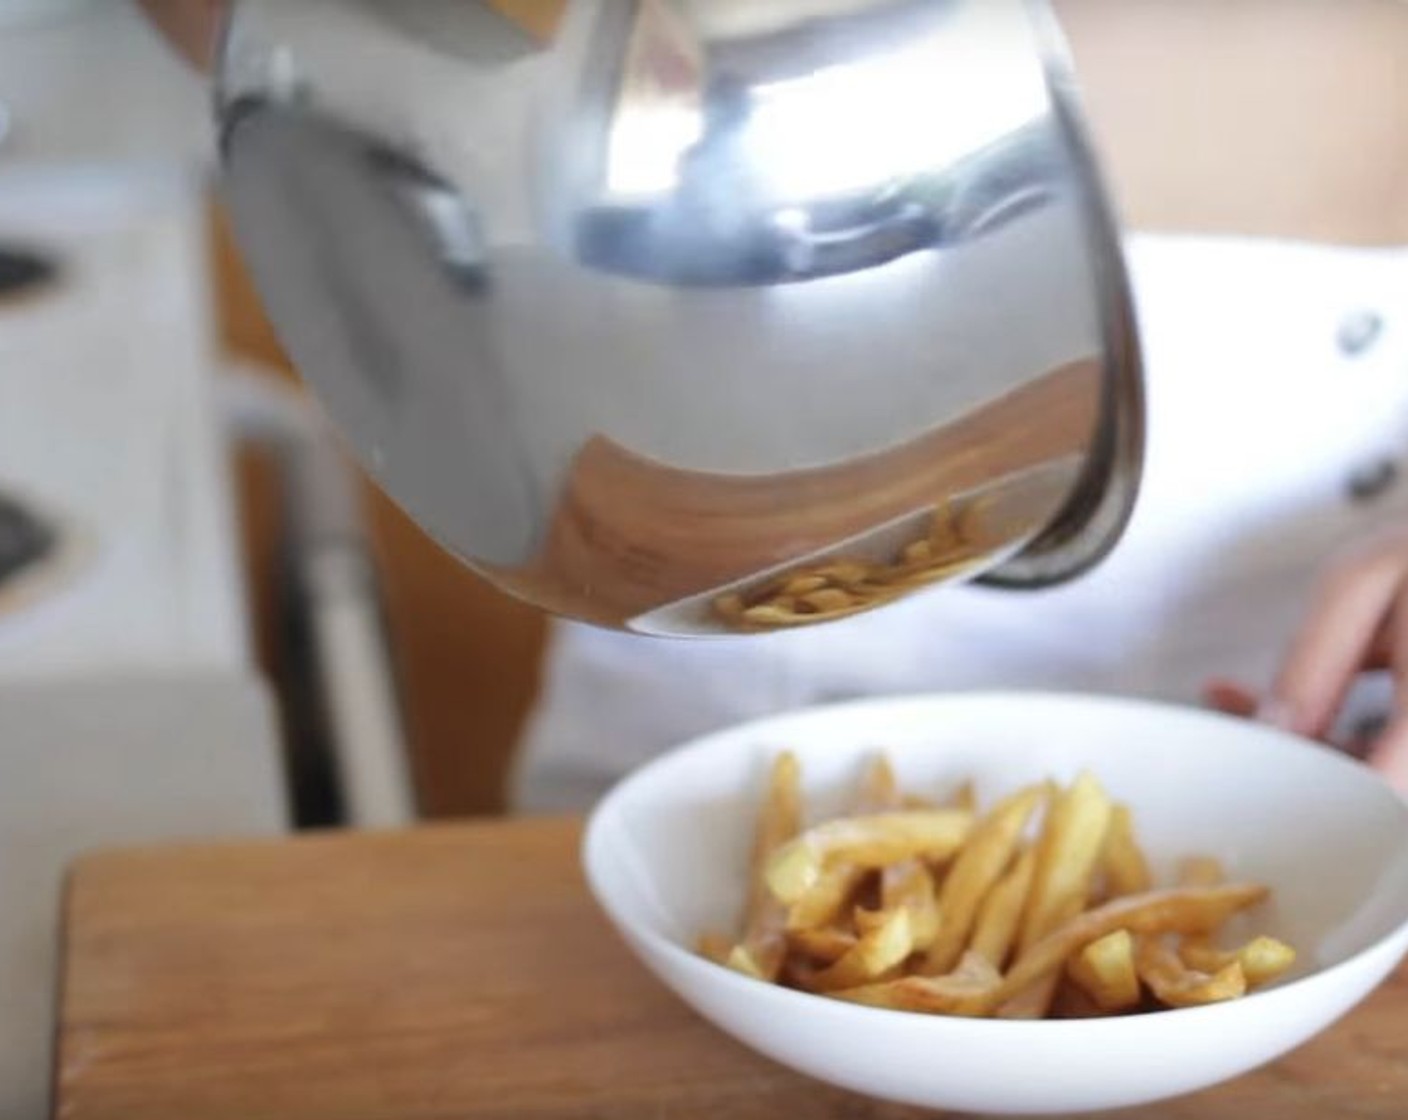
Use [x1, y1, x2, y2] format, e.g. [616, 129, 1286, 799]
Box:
[1347, 457, 1399, 503]
[1338, 310, 1384, 356]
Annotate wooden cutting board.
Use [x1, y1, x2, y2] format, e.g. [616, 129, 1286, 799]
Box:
[53, 818, 1408, 1119]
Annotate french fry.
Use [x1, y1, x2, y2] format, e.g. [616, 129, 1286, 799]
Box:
[950, 780, 978, 815]
[1020, 773, 1115, 952]
[785, 863, 867, 931]
[1233, 935, 1298, 988]
[741, 604, 801, 627]
[997, 976, 1062, 1020]
[696, 931, 733, 966]
[929, 498, 964, 553]
[856, 754, 900, 812]
[802, 588, 855, 613]
[1102, 804, 1152, 897]
[853, 755, 942, 948]
[902, 540, 932, 566]
[990, 883, 1269, 1011]
[781, 574, 829, 597]
[702, 756, 1293, 1022]
[1177, 935, 1225, 974]
[1051, 974, 1106, 1019]
[924, 784, 1045, 975]
[722, 928, 776, 976]
[787, 927, 857, 964]
[882, 860, 942, 949]
[748, 754, 803, 912]
[1180, 934, 1297, 989]
[806, 908, 914, 991]
[1066, 928, 1141, 1012]
[969, 845, 1037, 968]
[831, 951, 1000, 1017]
[712, 502, 984, 631]
[786, 754, 896, 933]
[713, 592, 746, 621]
[854, 906, 890, 936]
[1007, 773, 1112, 1015]
[998, 897, 1084, 1018]
[811, 560, 871, 587]
[765, 810, 973, 905]
[726, 943, 765, 979]
[884, 556, 982, 592]
[736, 752, 803, 980]
[1136, 935, 1246, 1007]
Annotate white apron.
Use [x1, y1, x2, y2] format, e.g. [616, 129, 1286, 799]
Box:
[512, 234, 1408, 812]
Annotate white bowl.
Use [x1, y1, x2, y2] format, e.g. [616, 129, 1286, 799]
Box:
[582, 692, 1408, 1115]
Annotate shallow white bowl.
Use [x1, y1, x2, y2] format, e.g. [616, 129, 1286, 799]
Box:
[582, 692, 1408, 1115]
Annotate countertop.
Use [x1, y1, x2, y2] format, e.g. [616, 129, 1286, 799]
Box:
[54, 817, 1408, 1120]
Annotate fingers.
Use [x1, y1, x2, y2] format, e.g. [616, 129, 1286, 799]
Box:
[1203, 679, 1258, 719]
[1269, 537, 1408, 739]
[1205, 530, 1408, 795]
[1365, 586, 1408, 793]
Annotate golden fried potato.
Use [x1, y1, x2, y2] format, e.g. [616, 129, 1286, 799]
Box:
[856, 754, 900, 812]
[736, 752, 803, 979]
[1020, 773, 1115, 952]
[969, 846, 1037, 969]
[882, 859, 942, 950]
[1005, 774, 1113, 1015]
[1180, 933, 1297, 989]
[785, 863, 867, 932]
[1136, 935, 1246, 1007]
[703, 755, 1292, 1022]
[787, 926, 857, 964]
[1101, 804, 1152, 897]
[786, 754, 897, 933]
[696, 931, 733, 966]
[1051, 974, 1106, 1019]
[1066, 928, 1141, 1012]
[831, 951, 1000, 1018]
[806, 908, 914, 992]
[924, 784, 1045, 975]
[991, 883, 1268, 1011]
[1234, 935, 1298, 988]
[765, 810, 973, 905]
[949, 780, 978, 814]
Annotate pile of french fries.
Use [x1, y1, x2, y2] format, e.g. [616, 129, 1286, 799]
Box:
[712, 501, 984, 631]
[699, 753, 1296, 1018]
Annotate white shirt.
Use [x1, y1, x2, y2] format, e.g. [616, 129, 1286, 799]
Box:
[512, 234, 1408, 812]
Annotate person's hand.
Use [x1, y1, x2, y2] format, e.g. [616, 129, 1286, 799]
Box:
[1206, 526, 1408, 792]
